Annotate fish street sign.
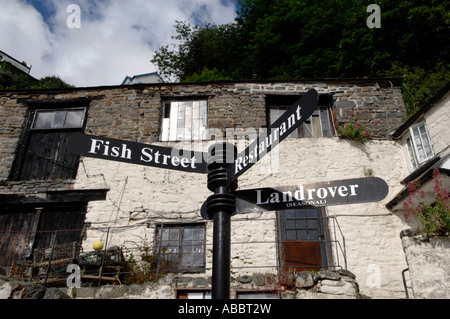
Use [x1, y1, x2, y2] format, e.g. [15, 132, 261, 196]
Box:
[233, 89, 318, 178]
[68, 132, 208, 174]
[235, 177, 389, 214]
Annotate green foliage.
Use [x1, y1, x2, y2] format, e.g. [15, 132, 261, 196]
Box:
[336, 120, 370, 144]
[0, 61, 73, 90]
[381, 63, 450, 118]
[151, 21, 247, 81]
[123, 245, 177, 285]
[31, 76, 74, 89]
[152, 0, 449, 118]
[403, 169, 450, 236]
[183, 67, 233, 82]
[0, 61, 39, 89]
[335, 112, 380, 144]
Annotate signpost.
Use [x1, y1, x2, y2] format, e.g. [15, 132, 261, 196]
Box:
[68, 88, 390, 299]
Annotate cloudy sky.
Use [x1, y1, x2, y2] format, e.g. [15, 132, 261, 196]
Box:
[0, 0, 238, 87]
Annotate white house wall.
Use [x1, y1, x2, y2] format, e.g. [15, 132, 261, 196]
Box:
[75, 137, 410, 298]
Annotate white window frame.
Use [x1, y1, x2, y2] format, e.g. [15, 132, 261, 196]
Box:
[160, 100, 208, 141]
[403, 121, 434, 171]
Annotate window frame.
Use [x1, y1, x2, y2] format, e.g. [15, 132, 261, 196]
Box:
[154, 223, 206, 273]
[176, 289, 212, 299]
[10, 103, 88, 181]
[268, 94, 335, 138]
[403, 121, 434, 171]
[236, 290, 280, 299]
[160, 99, 208, 142]
[30, 107, 87, 130]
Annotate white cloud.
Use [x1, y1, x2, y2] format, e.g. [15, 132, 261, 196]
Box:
[0, 0, 237, 86]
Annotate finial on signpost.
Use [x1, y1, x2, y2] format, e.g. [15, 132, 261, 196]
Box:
[205, 142, 237, 299]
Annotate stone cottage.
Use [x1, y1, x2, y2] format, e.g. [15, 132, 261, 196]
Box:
[0, 78, 415, 298]
[387, 82, 450, 299]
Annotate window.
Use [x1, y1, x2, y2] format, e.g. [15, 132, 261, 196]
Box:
[176, 289, 211, 299]
[155, 224, 206, 272]
[32, 109, 85, 130]
[12, 106, 87, 181]
[278, 207, 331, 271]
[404, 122, 434, 171]
[236, 291, 279, 299]
[161, 100, 207, 141]
[268, 95, 334, 138]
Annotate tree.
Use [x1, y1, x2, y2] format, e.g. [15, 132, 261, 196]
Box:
[31, 76, 74, 89]
[151, 21, 249, 81]
[151, 0, 450, 116]
[0, 61, 73, 90]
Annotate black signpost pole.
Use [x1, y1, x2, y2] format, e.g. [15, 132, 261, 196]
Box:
[205, 143, 237, 299]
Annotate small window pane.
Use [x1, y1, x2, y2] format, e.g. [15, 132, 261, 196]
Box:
[286, 220, 296, 229]
[308, 230, 319, 241]
[183, 228, 193, 241]
[286, 230, 296, 240]
[182, 244, 193, 253]
[169, 229, 180, 241]
[53, 111, 66, 128]
[320, 107, 331, 137]
[285, 210, 295, 219]
[295, 210, 306, 218]
[193, 228, 204, 240]
[187, 292, 204, 299]
[297, 230, 308, 240]
[306, 209, 317, 218]
[33, 111, 54, 128]
[192, 254, 203, 267]
[296, 220, 307, 229]
[65, 110, 84, 127]
[307, 219, 318, 229]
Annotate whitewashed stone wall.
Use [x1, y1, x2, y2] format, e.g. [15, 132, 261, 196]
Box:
[401, 230, 450, 299]
[75, 136, 410, 298]
[424, 90, 450, 156]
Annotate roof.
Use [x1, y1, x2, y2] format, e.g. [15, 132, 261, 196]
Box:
[121, 72, 164, 85]
[0, 77, 403, 94]
[0, 50, 32, 74]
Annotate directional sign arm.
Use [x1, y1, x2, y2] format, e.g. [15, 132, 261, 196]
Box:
[233, 89, 319, 178]
[235, 177, 389, 214]
[68, 133, 208, 174]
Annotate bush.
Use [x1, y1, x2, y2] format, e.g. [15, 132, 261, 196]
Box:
[403, 168, 450, 236]
[335, 112, 380, 144]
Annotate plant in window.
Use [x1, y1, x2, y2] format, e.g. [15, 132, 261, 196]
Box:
[403, 168, 450, 236]
[335, 112, 380, 144]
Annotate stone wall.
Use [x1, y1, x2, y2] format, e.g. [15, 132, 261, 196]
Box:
[401, 230, 450, 299]
[0, 269, 361, 299]
[0, 80, 405, 179]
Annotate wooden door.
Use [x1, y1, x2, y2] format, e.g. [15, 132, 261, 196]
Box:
[0, 208, 39, 275]
[281, 241, 322, 271]
[278, 208, 326, 271]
